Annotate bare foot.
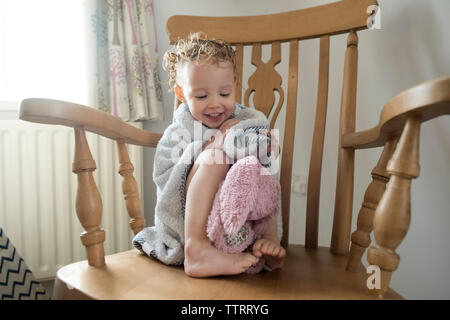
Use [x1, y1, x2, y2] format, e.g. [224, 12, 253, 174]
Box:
[252, 238, 286, 270]
[184, 240, 259, 277]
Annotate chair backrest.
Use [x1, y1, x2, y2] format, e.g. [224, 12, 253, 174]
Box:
[166, 0, 378, 253]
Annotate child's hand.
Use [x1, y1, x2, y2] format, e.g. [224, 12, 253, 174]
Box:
[252, 237, 286, 270]
[202, 118, 240, 151]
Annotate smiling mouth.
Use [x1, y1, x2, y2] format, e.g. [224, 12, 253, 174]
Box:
[205, 113, 224, 121]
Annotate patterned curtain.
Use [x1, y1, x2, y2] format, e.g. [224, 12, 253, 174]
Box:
[88, 0, 164, 121]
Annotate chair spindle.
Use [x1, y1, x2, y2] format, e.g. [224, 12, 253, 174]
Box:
[235, 43, 244, 104]
[305, 35, 330, 249]
[72, 127, 105, 267]
[117, 140, 145, 235]
[367, 116, 421, 297]
[346, 137, 398, 271]
[331, 30, 358, 255]
[280, 39, 299, 247]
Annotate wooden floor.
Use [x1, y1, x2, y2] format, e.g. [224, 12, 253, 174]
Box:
[54, 245, 402, 300]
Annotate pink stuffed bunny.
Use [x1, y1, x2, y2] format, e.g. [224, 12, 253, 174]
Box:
[206, 155, 281, 273]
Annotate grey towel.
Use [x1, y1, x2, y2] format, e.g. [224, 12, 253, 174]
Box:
[132, 102, 277, 265]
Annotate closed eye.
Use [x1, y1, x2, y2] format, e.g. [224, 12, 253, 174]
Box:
[220, 93, 230, 97]
[195, 95, 207, 100]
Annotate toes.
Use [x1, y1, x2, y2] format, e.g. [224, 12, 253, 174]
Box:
[253, 239, 287, 260]
[270, 246, 286, 259]
[239, 254, 259, 271]
[261, 242, 274, 255]
[253, 250, 262, 258]
[272, 247, 280, 257]
[263, 244, 286, 259]
[259, 241, 269, 254]
[252, 242, 263, 257]
[248, 254, 259, 265]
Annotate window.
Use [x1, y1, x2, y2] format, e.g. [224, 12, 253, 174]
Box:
[0, 0, 89, 112]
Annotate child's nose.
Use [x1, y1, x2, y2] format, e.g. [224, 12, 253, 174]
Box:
[208, 98, 222, 110]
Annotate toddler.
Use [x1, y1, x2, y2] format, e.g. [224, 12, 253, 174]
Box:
[133, 33, 285, 277]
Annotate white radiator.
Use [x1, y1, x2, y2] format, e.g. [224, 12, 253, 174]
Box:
[0, 119, 143, 280]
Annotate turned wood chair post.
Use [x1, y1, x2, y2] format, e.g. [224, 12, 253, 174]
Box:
[331, 30, 358, 255]
[116, 139, 145, 235]
[346, 137, 398, 271]
[367, 116, 421, 297]
[72, 127, 105, 267]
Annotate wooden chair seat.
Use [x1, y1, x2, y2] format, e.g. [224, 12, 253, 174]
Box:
[54, 245, 401, 300]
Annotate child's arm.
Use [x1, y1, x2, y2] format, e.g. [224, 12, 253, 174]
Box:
[202, 118, 240, 151]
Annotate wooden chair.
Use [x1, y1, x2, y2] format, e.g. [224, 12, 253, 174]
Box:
[18, 0, 450, 299]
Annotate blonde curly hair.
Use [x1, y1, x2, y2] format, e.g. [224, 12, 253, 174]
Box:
[163, 32, 236, 91]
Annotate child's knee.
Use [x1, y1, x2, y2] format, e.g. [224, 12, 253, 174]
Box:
[185, 150, 230, 193]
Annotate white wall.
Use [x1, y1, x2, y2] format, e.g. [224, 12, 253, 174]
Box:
[143, 0, 450, 299]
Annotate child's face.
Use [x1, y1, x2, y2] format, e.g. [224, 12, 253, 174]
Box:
[177, 60, 236, 128]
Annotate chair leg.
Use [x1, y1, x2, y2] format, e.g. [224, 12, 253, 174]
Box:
[347, 137, 397, 272]
[367, 116, 421, 297]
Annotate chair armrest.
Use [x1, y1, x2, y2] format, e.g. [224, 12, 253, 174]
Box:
[19, 98, 162, 147]
[342, 76, 450, 149]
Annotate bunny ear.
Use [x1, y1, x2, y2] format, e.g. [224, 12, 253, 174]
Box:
[247, 171, 281, 237]
[219, 156, 260, 235]
[251, 172, 281, 220]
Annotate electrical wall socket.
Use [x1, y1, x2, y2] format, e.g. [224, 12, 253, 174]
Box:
[291, 174, 307, 195]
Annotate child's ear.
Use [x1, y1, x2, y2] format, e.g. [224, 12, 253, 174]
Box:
[174, 85, 186, 102]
